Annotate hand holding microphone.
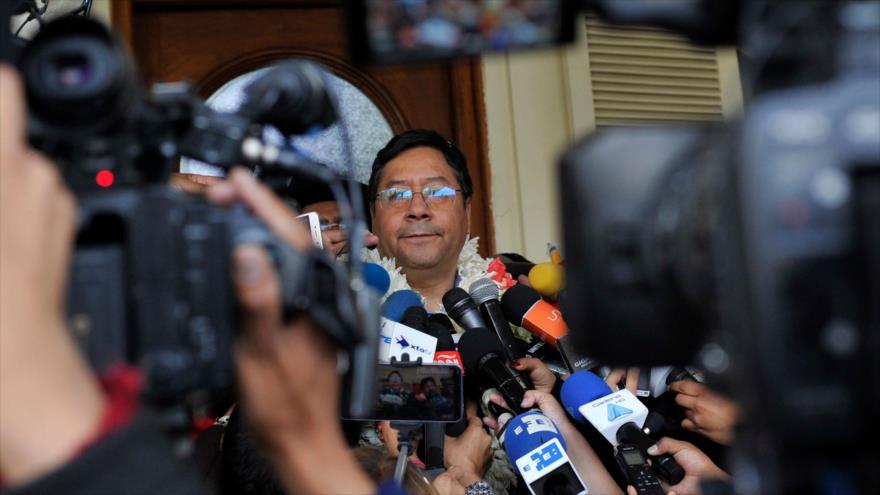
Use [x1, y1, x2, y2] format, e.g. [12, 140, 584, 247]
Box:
[512, 357, 558, 393]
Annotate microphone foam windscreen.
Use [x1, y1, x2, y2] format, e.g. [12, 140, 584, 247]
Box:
[500, 284, 541, 326]
[381, 290, 423, 322]
[401, 306, 429, 332]
[502, 261, 536, 279]
[560, 371, 613, 423]
[427, 313, 455, 334]
[528, 263, 565, 298]
[362, 262, 391, 296]
[427, 321, 456, 351]
[468, 278, 500, 305]
[503, 411, 566, 461]
[457, 329, 505, 374]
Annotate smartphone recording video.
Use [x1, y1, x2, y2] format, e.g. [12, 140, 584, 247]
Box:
[346, 363, 463, 422]
[348, 0, 576, 65]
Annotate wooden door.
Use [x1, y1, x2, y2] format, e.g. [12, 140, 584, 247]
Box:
[112, 0, 494, 255]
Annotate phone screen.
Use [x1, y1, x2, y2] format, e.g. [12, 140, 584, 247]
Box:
[345, 363, 463, 422]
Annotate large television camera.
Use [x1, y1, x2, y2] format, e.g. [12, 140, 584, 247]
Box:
[7, 14, 379, 420]
[555, 1, 879, 493]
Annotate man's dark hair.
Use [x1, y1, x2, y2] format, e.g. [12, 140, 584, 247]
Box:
[420, 377, 437, 388]
[368, 129, 473, 206]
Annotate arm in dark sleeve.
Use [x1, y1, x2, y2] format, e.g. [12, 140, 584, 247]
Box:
[6, 409, 210, 495]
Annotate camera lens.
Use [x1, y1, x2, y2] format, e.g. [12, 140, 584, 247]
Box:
[54, 54, 94, 88]
[21, 16, 137, 133]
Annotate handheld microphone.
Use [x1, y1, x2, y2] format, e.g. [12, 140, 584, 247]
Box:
[647, 366, 698, 397]
[501, 285, 597, 373]
[426, 325, 468, 437]
[528, 262, 565, 299]
[427, 313, 455, 335]
[401, 306, 429, 332]
[381, 290, 422, 322]
[458, 329, 531, 414]
[442, 288, 488, 332]
[362, 262, 391, 296]
[560, 371, 685, 485]
[469, 278, 522, 362]
[502, 411, 588, 495]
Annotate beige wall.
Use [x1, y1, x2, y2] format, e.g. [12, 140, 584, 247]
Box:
[11, 0, 112, 39]
[482, 17, 742, 261]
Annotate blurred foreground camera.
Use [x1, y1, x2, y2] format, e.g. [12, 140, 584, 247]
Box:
[560, 1, 879, 493]
[17, 16, 378, 419]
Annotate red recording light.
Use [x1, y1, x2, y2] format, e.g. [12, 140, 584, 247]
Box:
[95, 169, 115, 188]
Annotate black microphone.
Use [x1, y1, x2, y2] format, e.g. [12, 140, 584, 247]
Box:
[458, 329, 531, 414]
[427, 313, 455, 336]
[442, 288, 488, 332]
[617, 422, 685, 485]
[400, 306, 429, 332]
[469, 278, 522, 362]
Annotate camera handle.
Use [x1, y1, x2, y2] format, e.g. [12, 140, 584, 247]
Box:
[387, 355, 447, 482]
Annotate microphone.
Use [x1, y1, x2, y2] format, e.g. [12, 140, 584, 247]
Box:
[401, 306, 429, 332]
[427, 313, 455, 336]
[426, 323, 468, 438]
[458, 329, 531, 414]
[528, 262, 565, 299]
[560, 371, 685, 485]
[646, 366, 698, 397]
[501, 285, 597, 373]
[502, 411, 588, 495]
[469, 278, 522, 362]
[442, 288, 488, 332]
[381, 290, 422, 322]
[362, 262, 391, 296]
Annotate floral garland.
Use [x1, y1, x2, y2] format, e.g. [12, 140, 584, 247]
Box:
[363, 236, 516, 309]
[362, 236, 531, 342]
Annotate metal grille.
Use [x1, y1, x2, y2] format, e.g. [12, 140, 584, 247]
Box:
[586, 17, 724, 127]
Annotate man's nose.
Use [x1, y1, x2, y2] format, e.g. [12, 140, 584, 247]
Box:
[405, 191, 432, 220]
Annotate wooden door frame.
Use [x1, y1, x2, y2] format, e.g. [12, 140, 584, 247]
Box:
[110, 0, 495, 255]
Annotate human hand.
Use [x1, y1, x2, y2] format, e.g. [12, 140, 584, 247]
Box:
[169, 172, 223, 194]
[605, 367, 640, 395]
[0, 65, 105, 485]
[431, 465, 468, 495]
[669, 380, 739, 445]
[511, 357, 557, 393]
[209, 169, 373, 494]
[626, 437, 728, 495]
[444, 402, 492, 486]
[375, 421, 421, 462]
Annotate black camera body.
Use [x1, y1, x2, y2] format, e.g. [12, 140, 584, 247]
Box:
[15, 15, 378, 415]
[560, 1, 880, 492]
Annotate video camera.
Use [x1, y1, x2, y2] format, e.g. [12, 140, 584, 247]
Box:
[5, 13, 379, 420]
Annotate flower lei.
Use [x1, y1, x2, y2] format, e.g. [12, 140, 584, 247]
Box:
[362, 236, 529, 339]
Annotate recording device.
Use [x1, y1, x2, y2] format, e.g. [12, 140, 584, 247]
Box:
[502, 411, 588, 495]
[615, 444, 665, 495]
[561, 371, 684, 485]
[297, 212, 323, 249]
[16, 15, 379, 417]
[469, 278, 522, 362]
[346, 0, 577, 65]
[343, 363, 463, 423]
[442, 287, 488, 332]
[458, 328, 531, 414]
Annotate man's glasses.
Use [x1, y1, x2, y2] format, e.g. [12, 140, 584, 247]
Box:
[320, 221, 348, 232]
[375, 184, 462, 210]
